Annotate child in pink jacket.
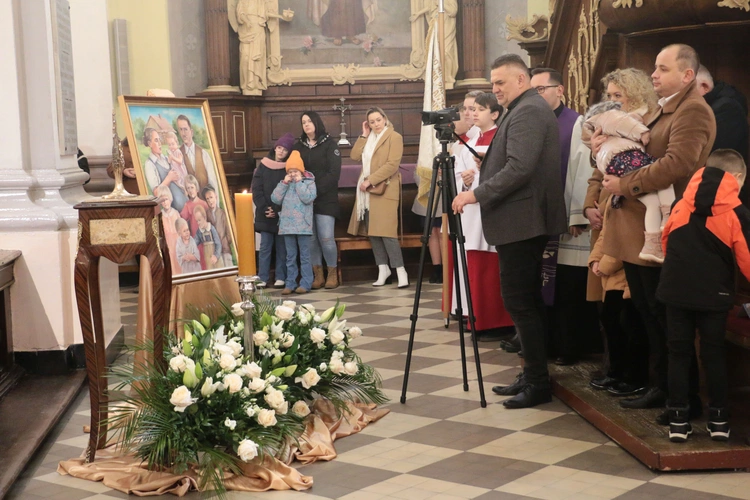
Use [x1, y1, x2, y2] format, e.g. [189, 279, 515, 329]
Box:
[583, 100, 674, 263]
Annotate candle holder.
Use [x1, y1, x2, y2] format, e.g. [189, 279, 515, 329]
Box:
[102, 111, 137, 200]
[236, 275, 260, 362]
[332, 97, 352, 146]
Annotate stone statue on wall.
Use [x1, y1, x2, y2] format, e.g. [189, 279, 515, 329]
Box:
[410, 0, 458, 88]
[229, 0, 293, 96]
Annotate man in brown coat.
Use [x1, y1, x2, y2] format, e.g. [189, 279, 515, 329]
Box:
[593, 44, 716, 411]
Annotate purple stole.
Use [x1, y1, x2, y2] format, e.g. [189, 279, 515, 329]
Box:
[541, 105, 581, 306]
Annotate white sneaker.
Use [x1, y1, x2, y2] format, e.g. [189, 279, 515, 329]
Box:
[256, 281, 267, 288]
[273, 280, 285, 288]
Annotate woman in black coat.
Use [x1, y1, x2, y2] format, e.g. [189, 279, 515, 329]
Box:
[292, 111, 342, 289]
[252, 133, 295, 287]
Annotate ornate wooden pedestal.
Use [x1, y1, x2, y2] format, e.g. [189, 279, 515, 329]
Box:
[73, 199, 171, 463]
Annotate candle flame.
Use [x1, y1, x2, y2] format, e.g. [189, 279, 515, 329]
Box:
[243, 190, 248, 194]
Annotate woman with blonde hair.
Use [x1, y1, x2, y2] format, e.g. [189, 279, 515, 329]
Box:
[584, 67, 657, 397]
[600, 68, 659, 116]
[348, 106, 408, 287]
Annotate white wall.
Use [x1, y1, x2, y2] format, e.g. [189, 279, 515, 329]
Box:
[70, 0, 115, 157]
[0, 0, 121, 355]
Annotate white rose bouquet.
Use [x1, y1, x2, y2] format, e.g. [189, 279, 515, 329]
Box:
[106, 296, 385, 499]
[253, 300, 386, 416]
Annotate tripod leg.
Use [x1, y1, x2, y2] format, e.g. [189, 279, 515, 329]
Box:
[444, 175, 469, 393]
[443, 155, 487, 408]
[400, 158, 442, 404]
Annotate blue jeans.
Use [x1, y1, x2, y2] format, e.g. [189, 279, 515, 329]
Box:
[284, 234, 313, 290]
[311, 214, 337, 267]
[258, 232, 286, 283]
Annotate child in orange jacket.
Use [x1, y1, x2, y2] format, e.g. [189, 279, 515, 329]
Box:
[657, 149, 750, 443]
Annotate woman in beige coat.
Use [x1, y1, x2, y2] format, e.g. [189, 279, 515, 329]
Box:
[348, 107, 408, 287]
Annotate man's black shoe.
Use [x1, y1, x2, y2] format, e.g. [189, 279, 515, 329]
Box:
[492, 372, 527, 396]
[589, 376, 620, 390]
[554, 356, 577, 366]
[476, 329, 507, 342]
[655, 401, 703, 425]
[619, 387, 667, 409]
[607, 382, 647, 397]
[502, 384, 552, 409]
[500, 334, 521, 353]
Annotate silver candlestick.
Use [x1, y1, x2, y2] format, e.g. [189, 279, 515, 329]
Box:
[333, 97, 353, 146]
[236, 276, 259, 362]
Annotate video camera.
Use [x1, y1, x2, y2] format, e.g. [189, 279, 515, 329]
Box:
[421, 106, 460, 127]
[421, 106, 460, 141]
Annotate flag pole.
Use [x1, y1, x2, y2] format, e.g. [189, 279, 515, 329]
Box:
[438, 0, 452, 327]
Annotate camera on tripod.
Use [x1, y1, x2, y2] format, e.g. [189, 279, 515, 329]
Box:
[421, 107, 460, 141]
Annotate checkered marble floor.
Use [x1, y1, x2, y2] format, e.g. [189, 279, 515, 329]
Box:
[7, 282, 750, 499]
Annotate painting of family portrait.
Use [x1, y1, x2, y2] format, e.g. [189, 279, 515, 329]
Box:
[119, 96, 238, 281]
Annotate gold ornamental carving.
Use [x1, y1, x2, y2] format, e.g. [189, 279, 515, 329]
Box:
[567, 0, 601, 114]
[76, 220, 83, 255]
[90, 219, 146, 246]
[612, 0, 643, 7]
[331, 64, 360, 85]
[505, 14, 550, 42]
[151, 217, 163, 259]
[718, 0, 750, 11]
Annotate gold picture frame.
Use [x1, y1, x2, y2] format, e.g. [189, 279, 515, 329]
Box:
[228, 0, 430, 87]
[119, 95, 239, 285]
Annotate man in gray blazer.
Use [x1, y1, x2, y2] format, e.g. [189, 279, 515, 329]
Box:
[453, 54, 566, 409]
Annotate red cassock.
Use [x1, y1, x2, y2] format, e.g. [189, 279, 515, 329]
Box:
[445, 246, 513, 330]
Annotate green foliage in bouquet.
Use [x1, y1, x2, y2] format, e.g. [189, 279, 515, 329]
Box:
[105, 293, 387, 498]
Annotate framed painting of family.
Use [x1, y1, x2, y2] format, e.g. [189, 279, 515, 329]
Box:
[119, 95, 238, 284]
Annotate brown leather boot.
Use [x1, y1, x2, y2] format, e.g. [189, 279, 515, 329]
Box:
[325, 266, 339, 289]
[311, 265, 325, 289]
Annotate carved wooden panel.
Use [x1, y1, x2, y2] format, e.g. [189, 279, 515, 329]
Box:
[199, 81, 428, 192]
[232, 111, 246, 153]
[212, 111, 227, 153]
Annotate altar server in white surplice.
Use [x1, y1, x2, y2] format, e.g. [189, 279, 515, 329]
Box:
[450, 92, 513, 331]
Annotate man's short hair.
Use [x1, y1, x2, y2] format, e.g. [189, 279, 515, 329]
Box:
[696, 64, 714, 88]
[465, 90, 484, 99]
[707, 149, 747, 179]
[530, 67, 563, 86]
[491, 54, 530, 78]
[176, 114, 192, 127]
[663, 44, 700, 74]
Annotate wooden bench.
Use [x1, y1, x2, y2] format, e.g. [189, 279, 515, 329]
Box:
[335, 234, 424, 284]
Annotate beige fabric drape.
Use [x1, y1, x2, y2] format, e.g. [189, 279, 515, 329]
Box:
[58, 402, 389, 495]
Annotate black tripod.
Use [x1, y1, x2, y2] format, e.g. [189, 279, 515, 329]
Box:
[400, 126, 487, 408]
